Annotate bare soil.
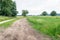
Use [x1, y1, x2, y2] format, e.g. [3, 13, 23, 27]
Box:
[0, 18, 51, 40]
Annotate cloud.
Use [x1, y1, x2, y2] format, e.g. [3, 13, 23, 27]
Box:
[15, 0, 60, 15]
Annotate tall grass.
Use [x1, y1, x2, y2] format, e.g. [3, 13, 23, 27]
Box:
[27, 16, 60, 40]
[0, 16, 14, 22]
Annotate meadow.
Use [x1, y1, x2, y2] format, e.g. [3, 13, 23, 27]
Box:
[27, 16, 60, 40]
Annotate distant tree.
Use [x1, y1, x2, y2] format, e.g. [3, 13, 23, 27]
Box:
[41, 11, 48, 16]
[50, 11, 57, 16]
[22, 10, 28, 16]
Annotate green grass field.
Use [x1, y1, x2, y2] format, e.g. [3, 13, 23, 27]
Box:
[27, 16, 60, 40]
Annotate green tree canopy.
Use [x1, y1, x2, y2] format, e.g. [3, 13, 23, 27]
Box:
[11, 1, 18, 17]
[41, 11, 48, 16]
[0, 0, 18, 17]
[50, 11, 57, 16]
[22, 10, 29, 16]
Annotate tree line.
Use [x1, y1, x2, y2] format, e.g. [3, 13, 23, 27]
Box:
[0, 0, 57, 17]
[0, 0, 18, 17]
[41, 11, 57, 16]
[22, 10, 57, 16]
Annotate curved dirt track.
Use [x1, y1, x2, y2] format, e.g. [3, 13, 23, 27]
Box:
[0, 18, 51, 40]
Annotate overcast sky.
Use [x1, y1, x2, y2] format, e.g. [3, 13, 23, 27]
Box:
[14, 0, 60, 15]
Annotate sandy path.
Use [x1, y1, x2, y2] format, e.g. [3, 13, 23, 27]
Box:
[0, 18, 51, 40]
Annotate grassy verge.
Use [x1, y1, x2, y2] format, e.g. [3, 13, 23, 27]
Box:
[27, 16, 60, 40]
[0, 16, 14, 22]
[0, 16, 23, 28]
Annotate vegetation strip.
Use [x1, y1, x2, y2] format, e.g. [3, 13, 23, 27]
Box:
[0, 19, 15, 24]
[0, 16, 23, 28]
